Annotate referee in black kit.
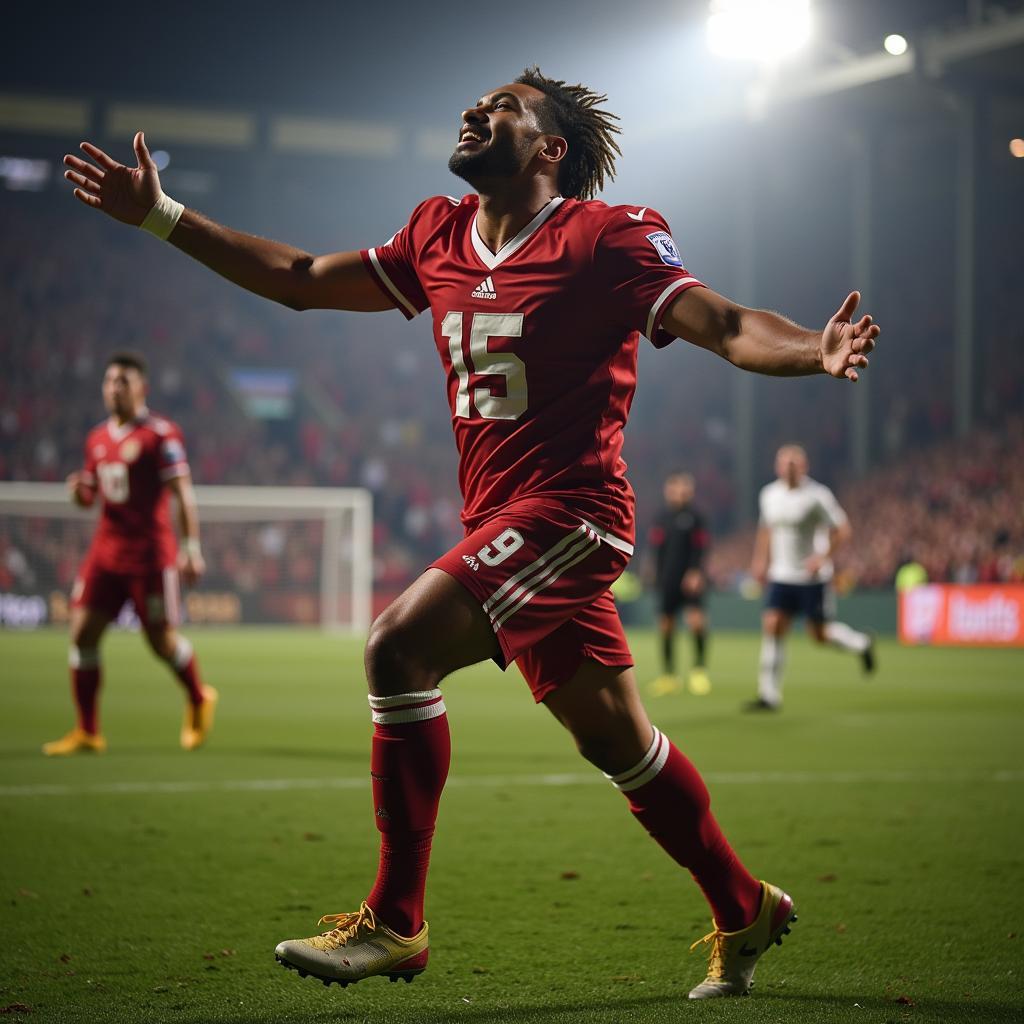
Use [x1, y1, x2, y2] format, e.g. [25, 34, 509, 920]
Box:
[647, 472, 712, 697]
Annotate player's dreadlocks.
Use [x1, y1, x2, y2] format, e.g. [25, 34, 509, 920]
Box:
[515, 66, 621, 201]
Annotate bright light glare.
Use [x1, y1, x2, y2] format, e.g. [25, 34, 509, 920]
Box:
[1010, 139, 1024, 159]
[151, 149, 171, 171]
[884, 34, 908, 56]
[707, 0, 812, 62]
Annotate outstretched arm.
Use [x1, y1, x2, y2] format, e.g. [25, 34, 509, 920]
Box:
[64, 132, 392, 313]
[663, 287, 879, 382]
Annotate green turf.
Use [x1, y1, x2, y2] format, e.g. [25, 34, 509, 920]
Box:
[1, 628, 1021, 1023]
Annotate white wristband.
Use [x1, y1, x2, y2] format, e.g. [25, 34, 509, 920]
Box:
[184, 538, 202, 560]
[140, 192, 185, 241]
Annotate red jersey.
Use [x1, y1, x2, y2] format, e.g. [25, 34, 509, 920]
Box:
[361, 195, 704, 549]
[79, 410, 190, 573]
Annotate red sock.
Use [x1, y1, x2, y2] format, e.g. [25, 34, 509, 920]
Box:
[169, 637, 205, 705]
[610, 728, 762, 931]
[70, 647, 101, 734]
[364, 689, 450, 937]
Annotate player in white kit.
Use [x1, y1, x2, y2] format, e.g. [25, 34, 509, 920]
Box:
[747, 445, 875, 711]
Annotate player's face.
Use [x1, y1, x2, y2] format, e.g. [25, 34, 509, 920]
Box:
[775, 447, 807, 485]
[664, 475, 694, 506]
[102, 364, 145, 420]
[448, 83, 551, 187]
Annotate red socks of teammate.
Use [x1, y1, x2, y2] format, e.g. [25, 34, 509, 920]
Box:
[365, 690, 450, 937]
[168, 636, 206, 706]
[69, 646, 101, 734]
[69, 636, 206, 734]
[609, 728, 762, 931]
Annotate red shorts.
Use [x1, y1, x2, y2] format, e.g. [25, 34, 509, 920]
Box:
[72, 560, 181, 629]
[431, 501, 634, 702]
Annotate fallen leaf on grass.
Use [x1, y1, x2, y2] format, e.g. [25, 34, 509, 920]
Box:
[219, 949, 236, 958]
[817, 873, 838, 883]
[0, 1007, 32, 1016]
[895, 995, 915, 1006]
[16, 889, 39, 900]
[471, 967, 488, 975]
[81, 888, 92, 897]
[612, 975, 643, 983]
[202, 954, 216, 961]
[835, 924, 847, 934]
[559, 870, 579, 880]
[302, 832, 325, 842]
[59, 954, 72, 963]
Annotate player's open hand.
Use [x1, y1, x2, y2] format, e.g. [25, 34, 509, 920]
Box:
[820, 291, 880, 382]
[66, 471, 95, 508]
[63, 132, 162, 226]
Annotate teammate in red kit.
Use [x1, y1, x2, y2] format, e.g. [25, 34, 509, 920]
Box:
[63, 68, 878, 998]
[43, 352, 218, 756]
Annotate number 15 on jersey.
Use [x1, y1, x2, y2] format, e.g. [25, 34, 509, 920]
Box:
[441, 311, 527, 421]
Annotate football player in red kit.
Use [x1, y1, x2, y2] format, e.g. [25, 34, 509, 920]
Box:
[43, 352, 218, 755]
[63, 68, 878, 998]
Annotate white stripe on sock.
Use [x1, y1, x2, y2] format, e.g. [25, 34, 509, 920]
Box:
[605, 728, 671, 793]
[368, 689, 446, 725]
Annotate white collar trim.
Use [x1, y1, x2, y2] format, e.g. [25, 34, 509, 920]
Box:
[471, 196, 565, 271]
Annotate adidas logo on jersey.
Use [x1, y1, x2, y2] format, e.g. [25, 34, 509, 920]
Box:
[471, 276, 497, 300]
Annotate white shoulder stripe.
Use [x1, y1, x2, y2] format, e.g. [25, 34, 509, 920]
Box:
[368, 247, 420, 318]
[645, 277, 704, 340]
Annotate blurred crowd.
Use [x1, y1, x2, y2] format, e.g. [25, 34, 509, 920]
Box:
[2, 198, 1022, 604]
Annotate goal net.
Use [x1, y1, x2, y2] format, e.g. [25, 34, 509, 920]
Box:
[0, 483, 372, 632]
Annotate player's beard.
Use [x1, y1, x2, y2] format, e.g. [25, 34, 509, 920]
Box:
[448, 131, 539, 187]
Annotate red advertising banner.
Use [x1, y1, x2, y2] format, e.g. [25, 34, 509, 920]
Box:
[899, 584, 1024, 647]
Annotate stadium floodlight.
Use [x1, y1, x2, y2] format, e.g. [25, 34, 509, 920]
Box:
[706, 0, 812, 62]
[151, 149, 171, 171]
[883, 33, 908, 56]
[1011, 138, 1024, 158]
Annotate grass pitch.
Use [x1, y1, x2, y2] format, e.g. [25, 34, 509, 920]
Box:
[1, 628, 1021, 1024]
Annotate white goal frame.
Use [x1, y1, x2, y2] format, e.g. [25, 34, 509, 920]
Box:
[0, 482, 372, 632]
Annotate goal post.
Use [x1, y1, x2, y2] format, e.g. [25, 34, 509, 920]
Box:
[0, 483, 372, 632]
